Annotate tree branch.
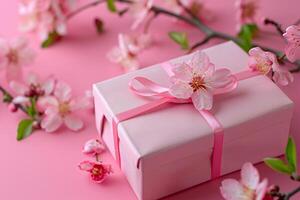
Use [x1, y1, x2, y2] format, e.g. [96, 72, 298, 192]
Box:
[67, 0, 105, 19]
[188, 35, 214, 53]
[264, 18, 285, 35]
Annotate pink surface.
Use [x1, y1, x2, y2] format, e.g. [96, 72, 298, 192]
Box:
[0, 0, 300, 199]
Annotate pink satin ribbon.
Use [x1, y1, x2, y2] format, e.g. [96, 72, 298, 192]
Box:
[109, 67, 261, 179]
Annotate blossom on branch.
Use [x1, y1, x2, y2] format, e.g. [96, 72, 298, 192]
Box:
[107, 33, 151, 72]
[38, 81, 90, 132]
[235, 0, 262, 30]
[283, 25, 300, 62]
[164, 0, 213, 22]
[220, 162, 269, 200]
[10, 72, 55, 105]
[248, 47, 293, 86]
[0, 37, 35, 82]
[18, 0, 76, 41]
[128, 0, 153, 30]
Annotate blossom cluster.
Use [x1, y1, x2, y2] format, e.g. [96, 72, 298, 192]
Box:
[79, 139, 112, 183]
[19, 0, 76, 42]
[0, 36, 92, 139]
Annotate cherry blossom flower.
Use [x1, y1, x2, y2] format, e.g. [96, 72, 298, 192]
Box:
[220, 162, 269, 200]
[248, 47, 293, 85]
[107, 33, 151, 71]
[9, 72, 55, 105]
[38, 81, 90, 132]
[18, 0, 76, 41]
[82, 139, 106, 156]
[0, 37, 35, 81]
[235, 0, 261, 30]
[78, 160, 112, 183]
[169, 52, 235, 111]
[164, 0, 213, 22]
[283, 25, 300, 62]
[128, 0, 153, 30]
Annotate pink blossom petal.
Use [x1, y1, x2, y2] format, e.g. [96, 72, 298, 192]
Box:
[171, 62, 193, 82]
[121, 57, 140, 72]
[37, 96, 59, 110]
[207, 68, 232, 89]
[241, 162, 259, 190]
[0, 38, 9, 56]
[78, 160, 94, 171]
[191, 88, 213, 111]
[12, 96, 30, 104]
[107, 47, 123, 63]
[41, 77, 55, 95]
[18, 47, 36, 66]
[255, 179, 268, 200]
[9, 81, 27, 95]
[69, 95, 92, 111]
[64, 114, 84, 131]
[285, 44, 297, 62]
[169, 81, 193, 99]
[82, 139, 106, 155]
[190, 52, 213, 75]
[273, 69, 294, 86]
[54, 82, 72, 102]
[26, 72, 39, 85]
[10, 36, 28, 50]
[220, 179, 245, 200]
[41, 113, 63, 132]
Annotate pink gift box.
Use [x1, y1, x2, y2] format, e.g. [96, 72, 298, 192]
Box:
[93, 41, 294, 200]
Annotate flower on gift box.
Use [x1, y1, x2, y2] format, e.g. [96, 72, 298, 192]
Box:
[83, 139, 106, 156]
[107, 33, 151, 72]
[18, 0, 76, 41]
[38, 81, 90, 132]
[283, 25, 300, 62]
[9, 72, 55, 105]
[248, 47, 293, 86]
[169, 52, 235, 111]
[0, 37, 35, 82]
[220, 162, 269, 200]
[164, 0, 213, 22]
[78, 160, 112, 183]
[235, 0, 262, 30]
[128, 0, 153, 30]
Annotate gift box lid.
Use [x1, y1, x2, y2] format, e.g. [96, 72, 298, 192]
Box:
[93, 41, 293, 167]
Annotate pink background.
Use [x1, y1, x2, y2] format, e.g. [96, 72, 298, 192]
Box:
[0, 0, 299, 199]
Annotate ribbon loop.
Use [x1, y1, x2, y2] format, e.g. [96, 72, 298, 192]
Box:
[129, 77, 170, 97]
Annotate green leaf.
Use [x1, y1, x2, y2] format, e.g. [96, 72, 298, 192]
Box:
[106, 0, 117, 12]
[264, 158, 294, 175]
[168, 31, 189, 50]
[17, 119, 34, 141]
[27, 98, 37, 118]
[237, 24, 258, 51]
[41, 31, 61, 48]
[286, 137, 297, 172]
[94, 18, 104, 34]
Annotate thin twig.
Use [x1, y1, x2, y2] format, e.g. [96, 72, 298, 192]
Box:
[188, 35, 214, 53]
[282, 185, 300, 200]
[264, 18, 285, 35]
[67, 0, 105, 19]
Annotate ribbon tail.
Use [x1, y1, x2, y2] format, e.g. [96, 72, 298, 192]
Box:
[199, 110, 224, 179]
